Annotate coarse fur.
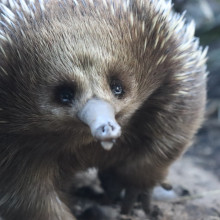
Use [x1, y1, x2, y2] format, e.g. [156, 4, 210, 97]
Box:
[0, 0, 207, 219]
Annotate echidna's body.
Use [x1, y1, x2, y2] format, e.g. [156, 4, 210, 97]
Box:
[0, 0, 207, 219]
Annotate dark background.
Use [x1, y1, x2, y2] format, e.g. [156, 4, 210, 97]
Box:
[173, 0, 220, 181]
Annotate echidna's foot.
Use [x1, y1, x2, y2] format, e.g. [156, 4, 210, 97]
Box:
[98, 170, 123, 202]
[121, 187, 139, 214]
[161, 182, 173, 191]
[78, 205, 113, 220]
[139, 190, 152, 214]
[99, 170, 153, 215]
[121, 187, 152, 215]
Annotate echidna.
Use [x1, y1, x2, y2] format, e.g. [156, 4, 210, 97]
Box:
[0, 0, 207, 219]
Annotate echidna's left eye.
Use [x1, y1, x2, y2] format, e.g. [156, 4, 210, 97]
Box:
[55, 85, 75, 106]
[110, 79, 124, 98]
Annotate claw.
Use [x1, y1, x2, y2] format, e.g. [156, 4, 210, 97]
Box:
[121, 188, 152, 215]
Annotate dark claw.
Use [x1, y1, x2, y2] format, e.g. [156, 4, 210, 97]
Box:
[121, 188, 152, 215]
[161, 182, 173, 191]
[121, 187, 140, 214]
[139, 190, 152, 214]
[99, 170, 153, 215]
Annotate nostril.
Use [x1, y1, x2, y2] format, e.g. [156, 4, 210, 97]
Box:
[95, 122, 121, 141]
[101, 124, 112, 135]
[108, 122, 115, 131]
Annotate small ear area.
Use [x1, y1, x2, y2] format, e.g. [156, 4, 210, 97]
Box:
[77, 99, 121, 150]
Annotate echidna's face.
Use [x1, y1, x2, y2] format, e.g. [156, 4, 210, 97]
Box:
[0, 17, 144, 150]
[0, 0, 208, 151]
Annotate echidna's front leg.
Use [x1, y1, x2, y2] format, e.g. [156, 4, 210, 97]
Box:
[121, 187, 152, 215]
[99, 169, 153, 215]
[121, 187, 140, 214]
[98, 169, 124, 202]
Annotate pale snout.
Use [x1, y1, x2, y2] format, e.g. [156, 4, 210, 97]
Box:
[77, 99, 121, 150]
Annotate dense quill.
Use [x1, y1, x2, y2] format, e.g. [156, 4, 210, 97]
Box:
[0, 0, 207, 219]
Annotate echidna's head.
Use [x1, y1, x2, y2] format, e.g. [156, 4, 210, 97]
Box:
[0, 0, 149, 150]
[0, 0, 207, 150]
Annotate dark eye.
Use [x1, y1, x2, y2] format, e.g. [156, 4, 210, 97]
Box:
[110, 79, 124, 98]
[55, 85, 75, 105]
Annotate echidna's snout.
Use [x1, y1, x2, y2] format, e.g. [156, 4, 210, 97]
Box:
[94, 121, 121, 141]
[77, 99, 121, 150]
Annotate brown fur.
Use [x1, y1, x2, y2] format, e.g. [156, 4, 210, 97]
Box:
[0, 0, 207, 219]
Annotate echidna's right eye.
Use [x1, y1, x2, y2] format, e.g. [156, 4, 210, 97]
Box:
[55, 85, 75, 106]
[110, 78, 124, 99]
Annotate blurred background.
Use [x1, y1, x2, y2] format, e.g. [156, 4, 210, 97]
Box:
[173, 0, 220, 181]
[163, 1, 220, 219]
